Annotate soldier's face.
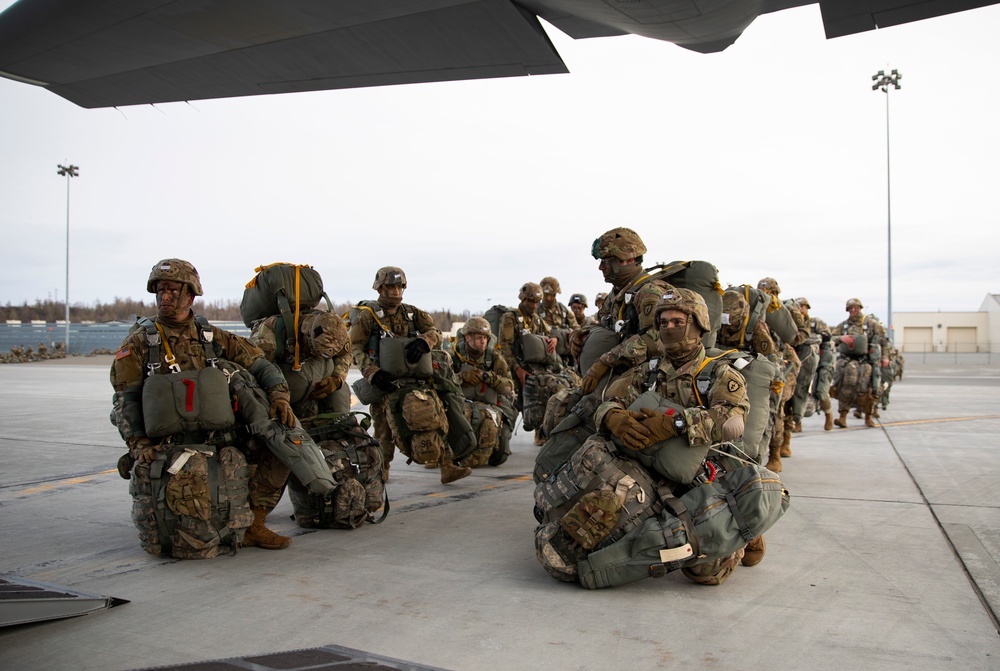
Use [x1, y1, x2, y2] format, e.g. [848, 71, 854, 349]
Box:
[465, 333, 488, 353]
[520, 297, 539, 315]
[848, 305, 861, 317]
[155, 280, 193, 320]
[570, 304, 585, 320]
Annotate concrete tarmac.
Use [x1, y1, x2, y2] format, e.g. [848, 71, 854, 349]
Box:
[1, 357, 998, 670]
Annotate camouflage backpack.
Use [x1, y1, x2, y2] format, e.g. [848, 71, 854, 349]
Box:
[289, 412, 388, 529]
[129, 444, 253, 559]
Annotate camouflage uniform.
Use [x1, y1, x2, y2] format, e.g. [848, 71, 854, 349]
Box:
[788, 298, 820, 431]
[250, 308, 352, 418]
[349, 266, 448, 482]
[111, 259, 334, 554]
[450, 317, 516, 466]
[596, 288, 752, 584]
[832, 299, 889, 428]
[537, 277, 579, 330]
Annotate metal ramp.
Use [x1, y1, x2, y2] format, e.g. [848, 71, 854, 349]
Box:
[0, 576, 128, 627]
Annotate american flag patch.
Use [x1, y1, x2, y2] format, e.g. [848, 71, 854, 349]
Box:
[115, 347, 130, 360]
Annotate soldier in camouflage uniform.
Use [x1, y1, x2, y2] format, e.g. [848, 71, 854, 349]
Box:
[111, 259, 336, 553]
[788, 297, 820, 434]
[594, 289, 757, 582]
[798, 301, 836, 431]
[576, 228, 672, 393]
[594, 292, 607, 312]
[832, 298, 888, 428]
[449, 316, 516, 466]
[537, 277, 579, 330]
[250, 299, 352, 419]
[756, 278, 805, 473]
[348, 266, 464, 484]
[567, 293, 595, 326]
[497, 282, 560, 445]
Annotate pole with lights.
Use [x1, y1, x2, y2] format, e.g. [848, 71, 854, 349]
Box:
[57, 164, 79, 353]
[871, 69, 901, 344]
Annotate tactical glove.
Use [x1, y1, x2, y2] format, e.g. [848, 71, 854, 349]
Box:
[639, 407, 680, 443]
[371, 369, 396, 392]
[581, 361, 610, 395]
[602, 408, 651, 450]
[311, 374, 343, 399]
[460, 368, 485, 386]
[269, 398, 296, 427]
[840, 335, 855, 348]
[404, 338, 431, 364]
[135, 442, 165, 465]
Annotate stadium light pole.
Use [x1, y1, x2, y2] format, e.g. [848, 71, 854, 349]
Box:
[872, 69, 901, 345]
[57, 164, 79, 352]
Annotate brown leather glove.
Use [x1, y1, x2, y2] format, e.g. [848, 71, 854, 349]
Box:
[639, 407, 679, 443]
[460, 368, 485, 386]
[269, 398, 296, 427]
[135, 442, 164, 465]
[581, 361, 610, 395]
[311, 374, 343, 399]
[602, 408, 651, 450]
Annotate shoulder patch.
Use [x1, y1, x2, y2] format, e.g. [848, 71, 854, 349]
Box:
[727, 379, 741, 393]
[115, 346, 131, 360]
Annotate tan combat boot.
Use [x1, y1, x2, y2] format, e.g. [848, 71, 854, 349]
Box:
[765, 443, 782, 473]
[533, 429, 546, 446]
[780, 432, 792, 458]
[865, 413, 876, 428]
[792, 420, 802, 433]
[440, 459, 472, 485]
[834, 410, 849, 429]
[742, 535, 766, 567]
[244, 506, 291, 550]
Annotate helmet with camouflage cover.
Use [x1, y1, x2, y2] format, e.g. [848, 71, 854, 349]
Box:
[845, 297, 864, 310]
[655, 287, 712, 334]
[722, 288, 748, 328]
[372, 266, 407, 290]
[594, 292, 608, 306]
[757, 277, 781, 296]
[796, 296, 811, 309]
[540, 276, 561, 295]
[591, 227, 646, 261]
[147, 258, 203, 296]
[568, 293, 588, 307]
[518, 282, 543, 301]
[463, 316, 491, 337]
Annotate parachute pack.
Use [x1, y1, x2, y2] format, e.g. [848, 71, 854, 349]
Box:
[240, 263, 332, 370]
[289, 412, 388, 529]
[129, 444, 253, 559]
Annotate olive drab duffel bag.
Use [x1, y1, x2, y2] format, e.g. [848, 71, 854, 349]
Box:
[129, 444, 253, 559]
[575, 458, 790, 589]
[289, 412, 388, 529]
[521, 371, 577, 432]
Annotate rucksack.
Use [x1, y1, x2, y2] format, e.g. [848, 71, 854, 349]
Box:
[729, 283, 798, 345]
[129, 444, 252, 559]
[289, 412, 388, 529]
[484, 305, 518, 341]
[576, 458, 789, 589]
[240, 263, 332, 370]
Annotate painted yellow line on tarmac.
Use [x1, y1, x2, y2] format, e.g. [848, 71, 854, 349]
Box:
[13, 469, 118, 497]
[880, 414, 1000, 428]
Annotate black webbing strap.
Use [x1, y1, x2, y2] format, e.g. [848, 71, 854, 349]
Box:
[718, 472, 755, 542]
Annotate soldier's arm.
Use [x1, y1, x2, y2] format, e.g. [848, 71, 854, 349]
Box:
[110, 333, 152, 454]
[216, 328, 291, 404]
[489, 352, 515, 396]
[413, 308, 443, 349]
[497, 312, 519, 369]
[682, 365, 749, 446]
[349, 309, 379, 378]
[248, 317, 279, 362]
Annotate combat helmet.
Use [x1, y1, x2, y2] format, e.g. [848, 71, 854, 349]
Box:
[540, 276, 561, 295]
[568, 293, 588, 307]
[757, 277, 781, 296]
[591, 227, 646, 261]
[594, 292, 608, 306]
[147, 258, 203, 296]
[372, 266, 406, 290]
[463, 316, 491, 337]
[722, 289, 748, 328]
[845, 297, 864, 310]
[519, 282, 543, 301]
[796, 297, 811, 309]
[655, 287, 712, 333]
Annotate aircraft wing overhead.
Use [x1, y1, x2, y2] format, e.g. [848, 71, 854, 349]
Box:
[0, 0, 998, 108]
[0, 0, 569, 108]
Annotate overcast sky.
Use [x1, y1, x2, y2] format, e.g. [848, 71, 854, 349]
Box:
[1, 3, 998, 330]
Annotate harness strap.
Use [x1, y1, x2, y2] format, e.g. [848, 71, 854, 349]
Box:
[718, 472, 756, 542]
[691, 349, 738, 407]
